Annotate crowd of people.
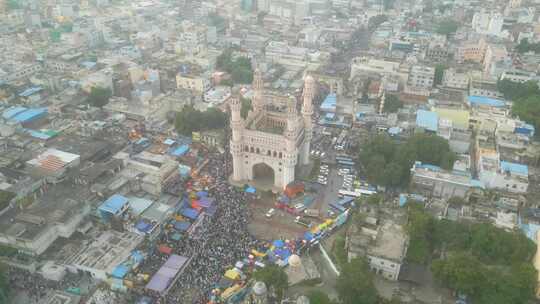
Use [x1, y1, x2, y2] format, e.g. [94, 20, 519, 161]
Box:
[6, 152, 265, 304]
[135, 152, 265, 303]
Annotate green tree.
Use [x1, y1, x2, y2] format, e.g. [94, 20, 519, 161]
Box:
[516, 38, 540, 54]
[380, 94, 403, 113]
[0, 264, 8, 304]
[174, 106, 227, 136]
[240, 97, 253, 118]
[216, 49, 253, 84]
[308, 290, 332, 304]
[359, 133, 455, 187]
[368, 15, 388, 30]
[512, 94, 540, 134]
[432, 252, 486, 296]
[252, 265, 288, 299]
[336, 258, 378, 304]
[0, 191, 15, 211]
[87, 87, 112, 108]
[434, 64, 446, 86]
[497, 79, 540, 101]
[435, 19, 459, 36]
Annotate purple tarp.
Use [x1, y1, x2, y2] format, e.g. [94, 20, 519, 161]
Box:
[145, 274, 171, 293]
[145, 255, 188, 293]
[198, 197, 215, 208]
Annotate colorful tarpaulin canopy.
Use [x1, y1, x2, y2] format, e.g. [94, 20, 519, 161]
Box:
[172, 221, 191, 232]
[158, 245, 172, 255]
[112, 264, 129, 279]
[181, 208, 199, 220]
[145, 255, 188, 293]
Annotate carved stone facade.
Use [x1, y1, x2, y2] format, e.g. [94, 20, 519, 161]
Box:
[230, 70, 314, 189]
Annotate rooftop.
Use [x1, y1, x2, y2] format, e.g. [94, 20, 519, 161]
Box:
[368, 221, 408, 262]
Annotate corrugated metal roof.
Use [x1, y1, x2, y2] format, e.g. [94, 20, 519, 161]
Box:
[468, 95, 505, 107]
[500, 161, 528, 176]
[416, 109, 438, 132]
[12, 108, 48, 123]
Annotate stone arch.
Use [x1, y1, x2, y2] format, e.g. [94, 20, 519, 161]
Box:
[252, 162, 275, 186]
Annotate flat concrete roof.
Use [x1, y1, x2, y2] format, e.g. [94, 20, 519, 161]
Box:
[368, 222, 407, 262]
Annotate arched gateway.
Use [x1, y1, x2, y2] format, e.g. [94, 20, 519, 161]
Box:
[230, 70, 314, 189]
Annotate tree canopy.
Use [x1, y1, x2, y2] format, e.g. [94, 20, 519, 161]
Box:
[497, 79, 540, 133]
[432, 253, 537, 304]
[336, 258, 378, 304]
[404, 205, 537, 303]
[0, 264, 8, 304]
[435, 19, 459, 36]
[252, 265, 288, 299]
[359, 133, 456, 188]
[174, 105, 227, 136]
[308, 290, 333, 304]
[434, 64, 446, 86]
[368, 15, 388, 30]
[380, 94, 403, 113]
[0, 191, 15, 212]
[516, 38, 540, 54]
[216, 49, 253, 84]
[240, 97, 252, 119]
[87, 87, 112, 108]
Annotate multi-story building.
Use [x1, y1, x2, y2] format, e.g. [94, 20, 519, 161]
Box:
[472, 11, 506, 37]
[176, 73, 210, 93]
[410, 161, 478, 199]
[348, 219, 408, 281]
[407, 65, 435, 88]
[483, 44, 508, 74]
[175, 21, 207, 57]
[456, 39, 487, 63]
[500, 70, 538, 83]
[442, 68, 469, 90]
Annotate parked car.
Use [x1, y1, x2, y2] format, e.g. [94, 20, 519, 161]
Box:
[265, 208, 275, 218]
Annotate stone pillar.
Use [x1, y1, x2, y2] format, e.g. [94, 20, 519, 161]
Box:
[230, 96, 244, 182]
[301, 75, 315, 166]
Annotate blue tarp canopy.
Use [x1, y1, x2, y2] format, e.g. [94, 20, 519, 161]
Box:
[173, 220, 191, 231]
[136, 296, 153, 304]
[500, 161, 528, 176]
[136, 220, 153, 233]
[416, 109, 438, 132]
[304, 232, 314, 241]
[181, 208, 199, 220]
[163, 138, 176, 145]
[131, 251, 144, 264]
[196, 191, 208, 197]
[2, 106, 27, 119]
[11, 107, 48, 123]
[245, 186, 256, 194]
[18, 86, 42, 97]
[273, 240, 285, 247]
[468, 95, 506, 108]
[320, 93, 337, 112]
[99, 194, 128, 215]
[171, 233, 182, 241]
[170, 144, 189, 157]
[112, 264, 129, 279]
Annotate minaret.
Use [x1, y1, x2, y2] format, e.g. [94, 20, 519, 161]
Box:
[281, 96, 298, 189]
[251, 281, 268, 304]
[252, 68, 264, 114]
[534, 230, 540, 298]
[300, 75, 314, 166]
[230, 96, 244, 183]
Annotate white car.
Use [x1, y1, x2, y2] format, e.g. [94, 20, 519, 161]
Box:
[294, 203, 305, 210]
[266, 208, 275, 218]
